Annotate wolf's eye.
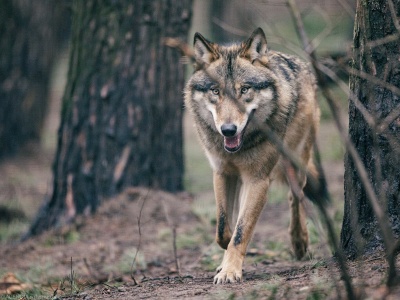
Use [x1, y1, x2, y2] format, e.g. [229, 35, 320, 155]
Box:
[211, 88, 219, 95]
[241, 87, 249, 94]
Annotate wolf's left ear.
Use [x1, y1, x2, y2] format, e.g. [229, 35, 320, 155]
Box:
[241, 28, 268, 63]
[193, 32, 219, 68]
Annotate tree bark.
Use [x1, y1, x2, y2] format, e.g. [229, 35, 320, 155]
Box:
[341, 0, 400, 258]
[0, 0, 69, 158]
[28, 0, 192, 236]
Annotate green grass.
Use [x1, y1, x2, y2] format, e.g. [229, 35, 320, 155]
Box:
[318, 85, 349, 122]
[323, 130, 345, 162]
[0, 220, 29, 242]
[156, 224, 213, 253]
[199, 243, 223, 271]
[41, 228, 81, 247]
[116, 247, 147, 274]
[268, 184, 289, 204]
[191, 191, 216, 225]
[176, 226, 213, 249]
[183, 121, 213, 194]
[0, 265, 57, 299]
[1, 289, 49, 300]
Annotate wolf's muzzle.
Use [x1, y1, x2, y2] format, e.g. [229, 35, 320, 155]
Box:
[222, 109, 256, 153]
[222, 123, 241, 153]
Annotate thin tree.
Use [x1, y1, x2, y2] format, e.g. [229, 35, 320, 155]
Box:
[27, 0, 192, 237]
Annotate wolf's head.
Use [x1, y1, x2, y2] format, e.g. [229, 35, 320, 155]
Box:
[185, 28, 280, 153]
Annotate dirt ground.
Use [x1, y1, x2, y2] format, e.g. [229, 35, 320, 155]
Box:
[1, 159, 400, 299]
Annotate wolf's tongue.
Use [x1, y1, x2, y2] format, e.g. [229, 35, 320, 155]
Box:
[224, 135, 240, 149]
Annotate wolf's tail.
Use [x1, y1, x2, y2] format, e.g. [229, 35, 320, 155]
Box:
[303, 144, 330, 206]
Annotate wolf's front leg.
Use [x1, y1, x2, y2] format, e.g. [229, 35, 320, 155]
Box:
[213, 173, 239, 249]
[214, 177, 270, 284]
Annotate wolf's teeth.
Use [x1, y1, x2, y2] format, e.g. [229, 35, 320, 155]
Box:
[224, 135, 240, 148]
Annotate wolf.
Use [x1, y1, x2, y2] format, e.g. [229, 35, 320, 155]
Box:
[184, 28, 322, 284]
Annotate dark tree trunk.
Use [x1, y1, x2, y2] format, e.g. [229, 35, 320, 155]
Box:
[0, 0, 69, 158]
[27, 0, 192, 236]
[341, 0, 400, 258]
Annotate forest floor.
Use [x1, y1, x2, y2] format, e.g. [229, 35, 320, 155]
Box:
[1, 115, 400, 299]
[2, 186, 400, 300]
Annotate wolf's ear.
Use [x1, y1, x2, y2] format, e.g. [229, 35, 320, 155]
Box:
[241, 28, 268, 63]
[193, 32, 218, 68]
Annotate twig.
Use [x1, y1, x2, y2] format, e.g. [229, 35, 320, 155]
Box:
[130, 189, 150, 286]
[309, 6, 334, 53]
[69, 257, 75, 294]
[320, 58, 400, 152]
[172, 227, 180, 274]
[163, 37, 195, 61]
[83, 257, 103, 282]
[286, 1, 357, 299]
[388, 0, 400, 33]
[337, 0, 356, 17]
[288, 0, 400, 291]
[140, 275, 194, 283]
[161, 199, 181, 276]
[344, 65, 400, 97]
[212, 17, 248, 37]
[366, 33, 400, 48]
[283, 158, 338, 281]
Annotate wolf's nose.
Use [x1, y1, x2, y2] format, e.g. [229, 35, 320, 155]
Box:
[221, 124, 237, 137]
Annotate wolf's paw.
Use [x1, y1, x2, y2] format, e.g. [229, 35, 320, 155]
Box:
[292, 239, 308, 260]
[214, 259, 243, 284]
[290, 231, 308, 260]
[213, 267, 242, 284]
[290, 223, 309, 260]
[214, 246, 245, 284]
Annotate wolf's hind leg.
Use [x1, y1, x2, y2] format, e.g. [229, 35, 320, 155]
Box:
[285, 162, 309, 260]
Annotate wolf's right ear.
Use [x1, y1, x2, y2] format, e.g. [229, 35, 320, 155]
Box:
[193, 33, 219, 68]
[241, 28, 268, 65]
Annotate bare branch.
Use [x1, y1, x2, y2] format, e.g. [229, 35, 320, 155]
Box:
[211, 17, 249, 37]
[320, 58, 400, 151]
[388, 0, 400, 33]
[130, 189, 150, 286]
[366, 33, 400, 49]
[377, 104, 400, 134]
[318, 59, 376, 127]
[287, 1, 356, 299]
[345, 66, 400, 97]
[287, 0, 399, 290]
[163, 37, 195, 62]
[161, 198, 181, 276]
[337, 0, 356, 17]
[309, 6, 334, 52]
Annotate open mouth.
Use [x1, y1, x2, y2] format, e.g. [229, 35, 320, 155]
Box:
[224, 132, 244, 153]
[223, 109, 255, 153]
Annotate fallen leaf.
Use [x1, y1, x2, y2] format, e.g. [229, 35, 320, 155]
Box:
[0, 273, 32, 295]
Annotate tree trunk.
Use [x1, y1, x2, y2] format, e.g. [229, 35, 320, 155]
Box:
[0, 0, 69, 158]
[341, 0, 400, 258]
[28, 0, 192, 236]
